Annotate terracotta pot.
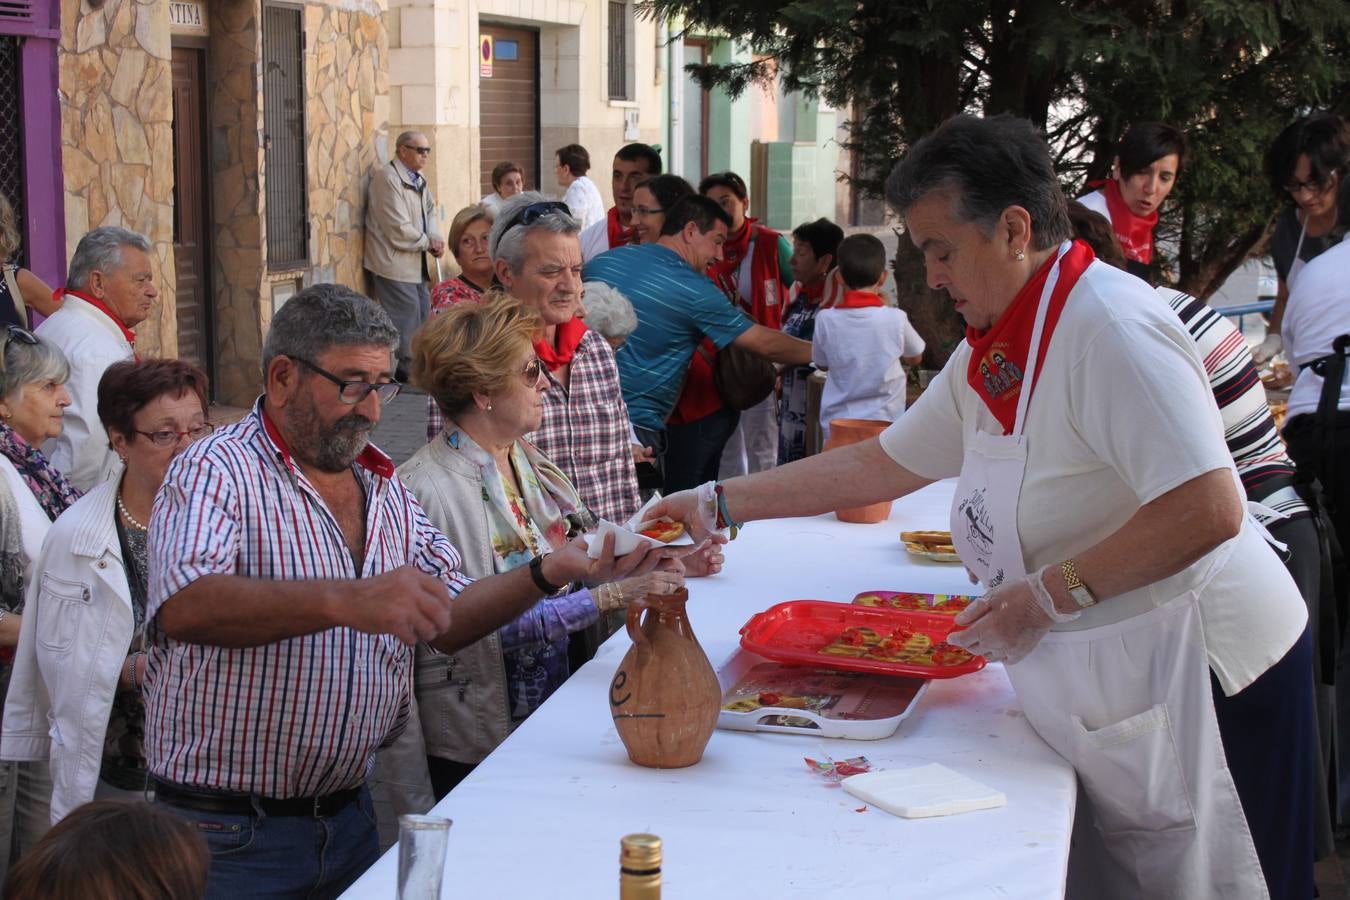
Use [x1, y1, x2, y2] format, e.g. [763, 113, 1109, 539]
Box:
[609, 588, 720, 768]
[824, 418, 894, 524]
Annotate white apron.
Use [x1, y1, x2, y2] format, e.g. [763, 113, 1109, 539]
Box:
[949, 244, 1269, 899]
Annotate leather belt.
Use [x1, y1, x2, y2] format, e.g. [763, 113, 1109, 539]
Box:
[154, 780, 362, 819]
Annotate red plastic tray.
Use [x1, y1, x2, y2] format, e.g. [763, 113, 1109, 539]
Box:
[852, 590, 977, 617]
[739, 600, 987, 679]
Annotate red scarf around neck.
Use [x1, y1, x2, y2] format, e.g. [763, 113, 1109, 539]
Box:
[535, 316, 588, 370]
[793, 280, 826, 305]
[606, 207, 633, 250]
[706, 219, 786, 329]
[836, 289, 884, 309]
[54, 287, 137, 345]
[1095, 179, 1158, 265]
[965, 239, 1095, 434]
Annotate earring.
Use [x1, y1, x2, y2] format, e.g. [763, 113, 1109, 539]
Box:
[1014, 249, 1026, 261]
[486, 403, 493, 412]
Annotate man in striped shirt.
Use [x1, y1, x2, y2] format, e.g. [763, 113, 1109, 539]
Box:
[145, 284, 667, 898]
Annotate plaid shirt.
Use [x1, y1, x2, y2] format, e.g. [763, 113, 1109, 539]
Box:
[145, 401, 471, 798]
[428, 330, 641, 523]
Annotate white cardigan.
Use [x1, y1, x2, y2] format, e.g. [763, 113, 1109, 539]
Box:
[0, 456, 51, 585]
[0, 480, 136, 823]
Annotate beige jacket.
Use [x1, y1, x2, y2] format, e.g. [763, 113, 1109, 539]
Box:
[397, 436, 513, 763]
[364, 159, 441, 283]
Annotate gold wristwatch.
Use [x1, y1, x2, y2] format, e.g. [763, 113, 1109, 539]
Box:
[1060, 559, 1098, 609]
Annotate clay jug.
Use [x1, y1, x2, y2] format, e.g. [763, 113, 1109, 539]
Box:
[824, 418, 894, 523]
[609, 588, 720, 768]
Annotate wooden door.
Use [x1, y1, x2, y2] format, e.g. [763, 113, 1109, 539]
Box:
[170, 46, 213, 380]
[478, 24, 539, 198]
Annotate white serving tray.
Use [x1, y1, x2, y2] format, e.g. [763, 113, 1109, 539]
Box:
[715, 647, 929, 741]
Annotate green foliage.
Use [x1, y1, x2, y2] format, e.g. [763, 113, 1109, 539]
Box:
[642, 0, 1350, 305]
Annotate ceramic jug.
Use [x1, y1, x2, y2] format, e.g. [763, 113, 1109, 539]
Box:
[824, 418, 894, 523]
[609, 588, 720, 768]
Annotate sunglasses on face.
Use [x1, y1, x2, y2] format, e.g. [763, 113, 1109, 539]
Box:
[291, 356, 402, 405]
[522, 357, 546, 384]
[403, 145, 432, 156]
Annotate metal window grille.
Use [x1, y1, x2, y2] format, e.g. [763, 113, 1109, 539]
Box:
[263, 4, 309, 269]
[607, 1, 628, 100]
[0, 35, 25, 267]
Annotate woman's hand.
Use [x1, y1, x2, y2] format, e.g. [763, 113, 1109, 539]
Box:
[947, 566, 1078, 664]
[682, 541, 724, 578]
[597, 570, 686, 612]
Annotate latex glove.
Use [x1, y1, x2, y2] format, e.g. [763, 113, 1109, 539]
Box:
[948, 565, 1080, 664]
[1252, 333, 1283, 365]
[643, 482, 723, 543]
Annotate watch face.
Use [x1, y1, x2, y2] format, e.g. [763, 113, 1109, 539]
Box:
[1069, 585, 1097, 608]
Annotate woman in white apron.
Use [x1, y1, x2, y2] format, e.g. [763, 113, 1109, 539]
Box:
[651, 114, 1315, 899]
[1252, 111, 1348, 365]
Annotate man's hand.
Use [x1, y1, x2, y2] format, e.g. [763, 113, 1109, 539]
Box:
[545, 533, 703, 588]
[428, 238, 447, 257]
[335, 565, 452, 646]
[631, 443, 655, 465]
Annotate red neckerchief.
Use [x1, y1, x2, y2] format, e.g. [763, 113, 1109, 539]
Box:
[706, 219, 787, 329]
[535, 317, 588, 371]
[260, 402, 395, 479]
[793, 280, 826, 305]
[1092, 179, 1157, 265]
[606, 207, 633, 249]
[836, 289, 884, 309]
[965, 239, 1095, 434]
[54, 287, 137, 345]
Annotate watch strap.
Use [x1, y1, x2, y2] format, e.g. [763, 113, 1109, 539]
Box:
[1060, 559, 1098, 609]
[529, 554, 566, 595]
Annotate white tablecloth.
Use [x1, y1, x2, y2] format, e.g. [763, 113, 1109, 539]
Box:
[343, 480, 1076, 899]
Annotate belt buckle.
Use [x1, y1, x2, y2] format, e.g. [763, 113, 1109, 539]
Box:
[312, 795, 325, 818]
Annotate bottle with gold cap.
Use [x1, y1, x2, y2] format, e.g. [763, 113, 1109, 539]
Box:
[619, 833, 661, 899]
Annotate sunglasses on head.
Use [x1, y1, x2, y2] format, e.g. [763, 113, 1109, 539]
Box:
[501, 201, 572, 236]
[0, 325, 38, 375]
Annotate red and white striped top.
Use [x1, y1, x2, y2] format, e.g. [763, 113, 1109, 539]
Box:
[144, 401, 471, 798]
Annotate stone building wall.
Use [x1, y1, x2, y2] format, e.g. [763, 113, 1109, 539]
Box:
[59, 0, 177, 358]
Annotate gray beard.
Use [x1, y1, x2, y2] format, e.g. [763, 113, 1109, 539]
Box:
[291, 400, 375, 473]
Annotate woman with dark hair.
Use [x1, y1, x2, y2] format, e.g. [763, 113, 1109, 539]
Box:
[694, 171, 794, 477]
[3, 799, 209, 900]
[430, 204, 495, 312]
[1, 359, 211, 822]
[1078, 122, 1187, 281]
[629, 174, 695, 245]
[1253, 111, 1350, 365]
[652, 113, 1313, 898]
[481, 160, 525, 215]
[0, 194, 59, 330]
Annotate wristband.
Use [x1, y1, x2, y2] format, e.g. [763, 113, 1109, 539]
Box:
[529, 554, 566, 595]
[714, 483, 741, 540]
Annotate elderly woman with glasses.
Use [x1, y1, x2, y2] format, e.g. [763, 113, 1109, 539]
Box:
[2, 359, 211, 823]
[400, 293, 685, 797]
[0, 326, 75, 876]
[651, 114, 1315, 899]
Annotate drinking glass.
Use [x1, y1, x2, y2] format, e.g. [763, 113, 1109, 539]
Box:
[396, 814, 452, 900]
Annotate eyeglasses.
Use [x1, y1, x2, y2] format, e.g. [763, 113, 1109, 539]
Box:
[291, 357, 403, 405]
[0, 325, 38, 375]
[522, 357, 546, 384]
[402, 145, 432, 156]
[1284, 174, 1334, 196]
[633, 205, 664, 217]
[136, 423, 215, 447]
[501, 201, 572, 236]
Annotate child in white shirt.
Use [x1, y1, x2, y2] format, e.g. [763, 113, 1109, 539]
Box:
[813, 234, 926, 440]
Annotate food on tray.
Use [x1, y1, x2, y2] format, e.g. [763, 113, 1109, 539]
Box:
[637, 518, 686, 543]
[900, 529, 962, 563]
[854, 591, 973, 616]
[821, 626, 973, 667]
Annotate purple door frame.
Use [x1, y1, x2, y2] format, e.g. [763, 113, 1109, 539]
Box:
[4, 0, 65, 291]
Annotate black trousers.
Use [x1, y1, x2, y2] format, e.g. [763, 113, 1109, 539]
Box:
[663, 407, 740, 493]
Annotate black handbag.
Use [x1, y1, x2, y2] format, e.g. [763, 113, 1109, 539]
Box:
[696, 341, 776, 411]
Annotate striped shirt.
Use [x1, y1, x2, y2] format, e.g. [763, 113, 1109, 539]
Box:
[1158, 289, 1308, 521]
[144, 401, 471, 798]
[585, 243, 753, 431]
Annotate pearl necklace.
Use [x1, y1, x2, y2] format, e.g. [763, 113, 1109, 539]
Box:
[117, 490, 148, 532]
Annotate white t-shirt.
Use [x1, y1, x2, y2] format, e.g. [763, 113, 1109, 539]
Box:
[0, 456, 52, 593]
[1282, 239, 1350, 422]
[579, 217, 611, 263]
[561, 176, 607, 232]
[480, 193, 504, 214]
[814, 306, 925, 438]
[878, 260, 1305, 695]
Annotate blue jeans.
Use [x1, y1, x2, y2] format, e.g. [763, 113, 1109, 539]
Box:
[160, 787, 380, 899]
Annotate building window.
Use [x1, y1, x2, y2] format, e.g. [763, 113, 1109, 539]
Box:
[607, 1, 631, 101]
[0, 36, 26, 267]
[262, 3, 309, 270]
